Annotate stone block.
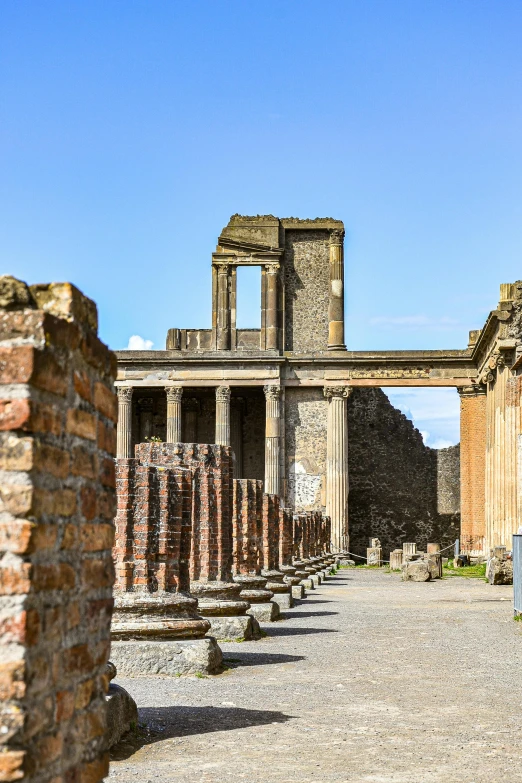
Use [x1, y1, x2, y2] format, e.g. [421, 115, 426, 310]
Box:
[271, 592, 294, 609]
[247, 601, 281, 622]
[110, 637, 223, 676]
[205, 614, 261, 641]
[401, 560, 431, 582]
[105, 683, 138, 749]
[291, 584, 305, 599]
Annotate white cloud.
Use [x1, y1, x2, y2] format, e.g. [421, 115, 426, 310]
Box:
[430, 438, 454, 450]
[370, 315, 459, 329]
[383, 387, 460, 448]
[127, 335, 154, 350]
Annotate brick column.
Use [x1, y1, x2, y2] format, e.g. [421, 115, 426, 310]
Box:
[327, 229, 346, 350]
[166, 386, 183, 443]
[458, 384, 487, 555]
[264, 384, 281, 496]
[0, 278, 116, 782]
[215, 385, 231, 446]
[324, 385, 351, 550]
[117, 386, 133, 458]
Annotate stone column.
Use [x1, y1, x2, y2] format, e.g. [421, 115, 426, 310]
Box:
[216, 263, 230, 350]
[215, 385, 231, 446]
[458, 384, 487, 555]
[117, 387, 133, 458]
[327, 229, 346, 351]
[265, 264, 279, 350]
[166, 386, 183, 443]
[264, 385, 281, 496]
[324, 385, 351, 550]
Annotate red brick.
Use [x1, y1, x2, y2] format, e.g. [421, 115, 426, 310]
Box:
[80, 487, 97, 521]
[33, 352, 67, 397]
[0, 749, 25, 781]
[29, 402, 63, 436]
[70, 447, 96, 479]
[66, 409, 96, 441]
[81, 557, 114, 589]
[93, 382, 117, 422]
[0, 345, 34, 384]
[32, 563, 76, 592]
[99, 457, 115, 488]
[80, 523, 114, 552]
[34, 443, 70, 479]
[0, 519, 34, 554]
[56, 689, 75, 722]
[78, 755, 109, 783]
[73, 370, 91, 402]
[0, 399, 31, 431]
[0, 562, 31, 595]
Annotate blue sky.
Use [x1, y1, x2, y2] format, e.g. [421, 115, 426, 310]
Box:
[1, 1, 521, 446]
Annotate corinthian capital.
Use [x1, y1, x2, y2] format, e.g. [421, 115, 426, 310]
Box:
[457, 383, 487, 397]
[117, 387, 133, 403]
[216, 385, 231, 403]
[263, 385, 281, 400]
[323, 385, 352, 399]
[166, 386, 183, 403]
[329, 229, 345, 246]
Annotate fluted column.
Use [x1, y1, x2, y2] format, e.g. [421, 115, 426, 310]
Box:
[117, 387, 133, 458]
[265, 264, 279, 350]
[216, 263, 230, 350]
[264, 385, 281, 496]
[215, 386, 231, 446]
[324, 385, 351, 550]
[166, 386, 183, 443]
[327, 229, 346, 350]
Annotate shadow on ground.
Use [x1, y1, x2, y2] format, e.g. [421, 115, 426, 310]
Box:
[222, 651, 305, 667]
[263, 626, 338, 637]
[111, 705, 293, 760]
[282, 610, 338, 619]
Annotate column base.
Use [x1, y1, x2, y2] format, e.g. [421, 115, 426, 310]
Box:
[291, 584, 305, 599]
[205, 614, 262, 641]
[271, 592, 294, 610]
[110, 637, 223, 677]
[247, 601, 280, 622]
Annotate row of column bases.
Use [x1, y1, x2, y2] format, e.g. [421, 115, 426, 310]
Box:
[117, 384, 352, 551]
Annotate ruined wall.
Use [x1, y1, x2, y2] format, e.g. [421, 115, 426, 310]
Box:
[283, 230, 330, 352]
[242, 394, 265, 482]
[348, 388, 460, 557]
[284, 387, 327, 512]
[0, 277, 116, 783]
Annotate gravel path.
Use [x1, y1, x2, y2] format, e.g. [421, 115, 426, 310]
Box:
[109, 568, 522, 783]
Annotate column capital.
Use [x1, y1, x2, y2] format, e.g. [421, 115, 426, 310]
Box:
[457, 383, 487, 397]
[215, 262, 229, 275]
[329, 229, 345, 246]
[117, 386, 133, 403]
[263, 385, 281, 401]
[324, 385, 352, 399]
[264, 262, 280, 274]
[166, 386, 183, 403]
[216, 385, 231, 403]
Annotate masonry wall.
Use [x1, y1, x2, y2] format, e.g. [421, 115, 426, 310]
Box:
[347, 388, 460, 557]
[284, 387, 327, 512]
[0, 278, 116, 783]
[283, 230, 330, 352]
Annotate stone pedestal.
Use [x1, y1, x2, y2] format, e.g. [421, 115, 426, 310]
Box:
[294, 559, 314, 591]
[262, 569, 294, 610]
[403, 542, 417, 561]
[104, 663, 138, 750]
[190, 581, 261, 641]
[390, 549, 403, 571]
[367, 538, 383, 566]
[234, 574, 280, 622]
[111, 593, 222, 676]
[487, 547, 513, 584]
[427, 543, 443, 579]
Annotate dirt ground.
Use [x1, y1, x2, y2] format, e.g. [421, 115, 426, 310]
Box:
[108, 568, 522, 783]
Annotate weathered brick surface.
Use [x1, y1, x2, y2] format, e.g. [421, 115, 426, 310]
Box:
[0, 277, 116, 783]
[232, 479, 264, 574]
[459, 391, 487, 553]
[133, 442, 234, 583]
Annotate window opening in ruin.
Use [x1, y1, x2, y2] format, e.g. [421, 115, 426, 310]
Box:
[236, 265, 261, 329]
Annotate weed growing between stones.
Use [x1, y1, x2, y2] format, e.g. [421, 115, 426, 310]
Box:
[443, 560, 487, 579]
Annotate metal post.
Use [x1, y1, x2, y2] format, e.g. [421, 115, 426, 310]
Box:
[513, 534, 522, 616]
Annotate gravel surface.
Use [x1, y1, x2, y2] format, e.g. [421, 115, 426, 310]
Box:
[109, 569, 522, 782]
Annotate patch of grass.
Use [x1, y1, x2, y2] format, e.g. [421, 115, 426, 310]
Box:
[194, 671, 207, 679]
[443, 559, 487, 579]
[514, 614, 522, 622]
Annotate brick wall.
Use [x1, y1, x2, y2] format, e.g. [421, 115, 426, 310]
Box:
[0, 277, 116, 783]
[459, 391, 486, 553]
[135, 443, 234, 583]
